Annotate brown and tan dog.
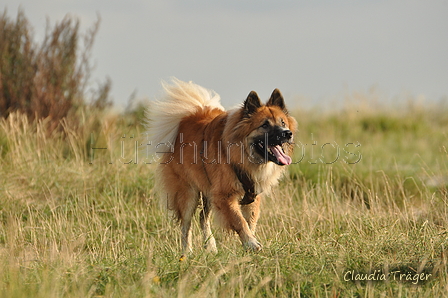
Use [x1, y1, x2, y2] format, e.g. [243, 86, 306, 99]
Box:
[146, 79, 297, 253]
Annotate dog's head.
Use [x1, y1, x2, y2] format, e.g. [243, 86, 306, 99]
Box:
[240, 89, 297, 166]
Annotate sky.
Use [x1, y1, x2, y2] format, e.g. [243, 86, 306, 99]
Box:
[2, 0, 448, 109]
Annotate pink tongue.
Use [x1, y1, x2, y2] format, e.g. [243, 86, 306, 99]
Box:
[270, 145, 292, 165]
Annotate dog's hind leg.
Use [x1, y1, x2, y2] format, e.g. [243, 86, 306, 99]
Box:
[177, 190, 200, 255]
[200, 194, 217, 253]
[160, 165, 200, 254]
[241, 195, 261, 234]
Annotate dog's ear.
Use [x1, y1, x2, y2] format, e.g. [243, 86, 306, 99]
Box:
[267, 89, 287, 112]
[243, 91, 262, 116]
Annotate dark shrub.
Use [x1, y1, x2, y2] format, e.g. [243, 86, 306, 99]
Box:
[0, 9, 112, 133]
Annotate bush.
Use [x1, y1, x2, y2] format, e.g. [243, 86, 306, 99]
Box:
[0, 9, 112, 133]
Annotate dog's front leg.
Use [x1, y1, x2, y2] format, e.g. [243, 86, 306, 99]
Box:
[241, 195, 261, 234]
[214, 196, 262, 251]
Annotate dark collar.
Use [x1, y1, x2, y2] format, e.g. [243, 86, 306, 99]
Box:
[232, 164, 257, 205]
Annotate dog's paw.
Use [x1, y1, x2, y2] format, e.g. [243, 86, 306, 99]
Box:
[204, 237, 218, 254]
[244, 238, 263, 252]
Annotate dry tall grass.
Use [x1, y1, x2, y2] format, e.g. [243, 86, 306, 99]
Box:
[1, 93, 447, 297]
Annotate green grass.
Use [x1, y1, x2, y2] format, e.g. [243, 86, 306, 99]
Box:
[1, 99, 448, 297]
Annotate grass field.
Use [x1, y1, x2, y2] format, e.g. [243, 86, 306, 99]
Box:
[1, 96, 448, 297]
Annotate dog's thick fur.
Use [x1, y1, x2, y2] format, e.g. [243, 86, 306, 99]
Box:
[146, 79, 297, 253]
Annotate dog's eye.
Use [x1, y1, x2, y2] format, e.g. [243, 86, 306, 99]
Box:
[261, 121, 269, 129]
[281, 120, 286, 127]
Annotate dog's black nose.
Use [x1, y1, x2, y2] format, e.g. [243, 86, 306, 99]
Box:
[282, 130, 292, 140]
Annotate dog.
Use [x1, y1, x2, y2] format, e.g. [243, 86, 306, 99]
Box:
[145, 78, 297, 253]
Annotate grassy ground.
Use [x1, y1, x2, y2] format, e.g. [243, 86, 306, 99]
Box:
[1, 98, 448, 297]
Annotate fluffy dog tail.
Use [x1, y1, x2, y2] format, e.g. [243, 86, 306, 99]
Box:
[145, 78, 224, 156]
